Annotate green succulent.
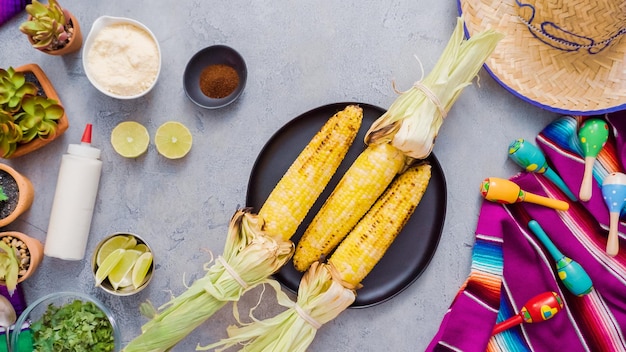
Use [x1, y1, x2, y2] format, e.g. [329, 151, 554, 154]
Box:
[0, 67, 38, 113]
[19, 0, 73, 51]
[0, 187, 7, 202]
[14, 95, 64, 143]
[0, 110, 23, 158]
[0, 241, 20, 295]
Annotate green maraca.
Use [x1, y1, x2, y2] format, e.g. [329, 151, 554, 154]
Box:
[578, 118, 609, 201]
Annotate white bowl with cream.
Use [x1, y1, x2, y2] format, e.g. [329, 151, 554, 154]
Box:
[83, 16, 161, 99]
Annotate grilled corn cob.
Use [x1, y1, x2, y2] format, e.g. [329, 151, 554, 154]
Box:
[258, 104, 363, 241]
[293, 18, 503, 272]
[293, 142, 408, 271]
[329, 163, 431, 287]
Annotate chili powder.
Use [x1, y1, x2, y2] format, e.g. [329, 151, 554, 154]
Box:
[199, 64, 239, 98]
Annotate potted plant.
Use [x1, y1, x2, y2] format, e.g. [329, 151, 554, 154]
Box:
[0, 64, 68, 158]
[0, 231, 43, 295]
[0, 163, 34, 228]
[19, 0, 82, 55]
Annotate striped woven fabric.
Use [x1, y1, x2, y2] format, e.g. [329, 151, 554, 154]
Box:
[427, 110, 626, 351]
[0, 0, 29, 26]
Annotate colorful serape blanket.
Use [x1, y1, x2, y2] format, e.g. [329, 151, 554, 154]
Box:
[427, 110, 626, 352]
[0, 0, 29, 26]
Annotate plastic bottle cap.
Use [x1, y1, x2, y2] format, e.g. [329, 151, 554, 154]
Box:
[81, 124, 93, 144]
[68, 124, 101, 159]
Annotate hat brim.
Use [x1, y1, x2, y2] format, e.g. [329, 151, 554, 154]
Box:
[458, 0, 626, 115]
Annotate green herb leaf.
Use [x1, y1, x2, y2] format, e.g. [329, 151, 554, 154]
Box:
[30, 299, 115, 352]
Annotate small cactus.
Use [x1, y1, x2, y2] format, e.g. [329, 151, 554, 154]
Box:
[19, 0, 75, 51]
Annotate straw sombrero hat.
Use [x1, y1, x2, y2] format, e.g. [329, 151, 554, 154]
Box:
[458, 0, 626, 115]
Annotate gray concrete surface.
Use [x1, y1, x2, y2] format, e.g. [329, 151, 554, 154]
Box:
[0, 1, 558, 351]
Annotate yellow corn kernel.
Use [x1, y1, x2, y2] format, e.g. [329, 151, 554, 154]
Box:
[292, 142, 408, 272]
[258, 105, 363, 241]
[328, 163, 431, 287]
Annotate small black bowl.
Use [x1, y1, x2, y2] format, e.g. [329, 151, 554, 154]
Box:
[183, 45, 247, 109]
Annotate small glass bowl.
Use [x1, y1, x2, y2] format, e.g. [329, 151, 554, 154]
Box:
[183, 45, 248, 109]
[11, 291, 121, 351]
[91, 232, 155, 296]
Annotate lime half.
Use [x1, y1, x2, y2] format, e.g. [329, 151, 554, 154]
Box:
[155, 121, 193, 159]
[111, 121, 150, 158]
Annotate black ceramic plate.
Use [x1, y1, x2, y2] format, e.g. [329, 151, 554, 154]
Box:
[246, 102, 447, 308]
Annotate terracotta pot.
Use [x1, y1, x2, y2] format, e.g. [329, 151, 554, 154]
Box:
[0, 231, 44, 284]
[27, 11, 82, 56]
[0, 164, 34, 228]
[6, 63, 69, 159]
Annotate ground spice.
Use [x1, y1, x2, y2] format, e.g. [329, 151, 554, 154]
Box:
[199, 64, 239, 98]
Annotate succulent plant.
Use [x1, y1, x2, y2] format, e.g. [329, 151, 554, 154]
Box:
[0, 187, 7, 202]
[0, 66, 64, 158]
[0, 111, 22, 158]
[0, 240, 19, 295]
[0, 67, 37, 113]
[14, 96, 64, 143]
[19, 0, 75, 51]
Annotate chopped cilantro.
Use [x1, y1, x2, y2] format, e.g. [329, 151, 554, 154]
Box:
[29, 299, 115, 352]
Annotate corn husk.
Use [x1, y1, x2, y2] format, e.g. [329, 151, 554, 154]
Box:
[199, 262, 355, 352]
[201, 17, 503, 352]
[365, 17, 504, 160]
[122, 209, 294, 352]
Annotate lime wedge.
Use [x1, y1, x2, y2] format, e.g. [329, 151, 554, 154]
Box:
[133, 243, 150, 253]
[95, 248, 125, 286]
[96, 235, 137, 266]
[108, 249, 142, 290]
[154, 121, 192, 159]
[111, 121, 150, 158]
[132, 252, 153, 289]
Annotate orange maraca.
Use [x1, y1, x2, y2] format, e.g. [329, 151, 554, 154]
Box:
[480, 177, 569, 211]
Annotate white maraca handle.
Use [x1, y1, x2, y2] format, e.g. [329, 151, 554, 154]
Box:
[602, 172, 626, 256]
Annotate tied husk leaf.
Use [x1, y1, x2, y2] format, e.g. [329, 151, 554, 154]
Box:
[365, 17, 504, 160]
[122, 209, 294, 352]
[199, 262, 355, 352]
[202, 17, 503, 352]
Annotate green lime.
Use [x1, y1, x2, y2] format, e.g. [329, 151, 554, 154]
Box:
[108, 249, 142, 290]
[133, 243, 150, 253]
[95, 248, 125, 286]
[131, 252, 153, 289]
[96, 235, 137, 266]
[154, 121, 192, 159]
[111, 121, 150, 158]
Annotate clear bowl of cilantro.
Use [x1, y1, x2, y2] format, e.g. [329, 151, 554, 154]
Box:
[10, 291, 121, 351]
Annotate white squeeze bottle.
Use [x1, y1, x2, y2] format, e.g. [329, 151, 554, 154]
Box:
[44, 124, 103, 260]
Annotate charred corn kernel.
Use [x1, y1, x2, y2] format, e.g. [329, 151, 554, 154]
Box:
[292, 142, 408, 272]
[328, 163, 431, 287]
[258, 105, 363, 241]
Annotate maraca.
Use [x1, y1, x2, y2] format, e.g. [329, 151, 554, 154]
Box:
[480, 178, 569, 211]
[602, 172, 626, 257]
[578, 118, 609, 201]
[508, 139, 577, 201]
[528, 220, 593, 296]
[492, 291, 563, 335]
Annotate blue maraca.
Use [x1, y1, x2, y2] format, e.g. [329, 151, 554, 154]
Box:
[528, 220, 593, 296]
[508, 139, 577, 201]
[602, 172, 626, 257]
